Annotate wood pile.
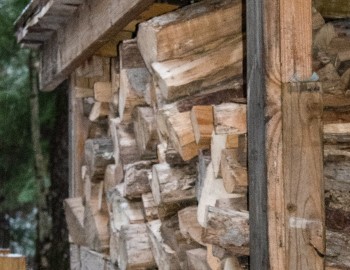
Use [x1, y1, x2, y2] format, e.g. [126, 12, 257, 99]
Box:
[64, 1, 350, 269]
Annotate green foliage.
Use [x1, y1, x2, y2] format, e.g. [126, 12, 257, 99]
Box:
[0, 0, 56, 213]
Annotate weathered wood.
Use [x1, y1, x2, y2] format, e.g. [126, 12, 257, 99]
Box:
[152, 36, 243, 102]
[213, 103, 246, 135]
[0, 249, 10, 255]
[88, 102, 110, 122]
[283, 82, 324, 268]
[178, 206, 205, 246]
[39, 0, 155, 91]
[137, 0, 243, 69]
[133, 106, 158, 159]
[196, 149, 211, 201]
[80, 246, 108, 270]
[94, 82, 112, 103]
[142, 192, 159, 221]
[64, 197, 86, 246]
[326, 230, 350, 269]
[118, 40, 150, 121]
[186, 248, 211, 270]
[160, 215, 202, 269]
[84, 199, 110, 253]
[123, 160, 154, 199]
[191, 106, 214, 147]
[75, 86, 94, 98]
[167, 111, 199, 161]
[202, 206, 249, 256]
[220, 149, 247, 193]
[147, 219, 182, 270]
[84, 138, 114, 182]
[117, 224, 156, 270]
[104, 163, 124, 194]
[70, 244, 81, 270]
[314, 0, 350, 19]
[151, 163, 196, 206]
[211, 132, 227, 178]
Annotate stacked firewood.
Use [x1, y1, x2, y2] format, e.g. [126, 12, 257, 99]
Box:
[63, 1, 350, 269]
[313, 7, 350, 270]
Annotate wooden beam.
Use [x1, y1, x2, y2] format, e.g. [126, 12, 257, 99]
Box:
[40, 0, 154, 91]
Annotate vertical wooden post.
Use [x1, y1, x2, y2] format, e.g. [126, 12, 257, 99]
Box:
[248, 0, 325, 269]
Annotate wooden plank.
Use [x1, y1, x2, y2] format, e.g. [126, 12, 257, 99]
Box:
[282, 82, 324, 269]
[0, 255, 26, 270]
[40, 0, 155, 91]
[246, 0, 268, 268]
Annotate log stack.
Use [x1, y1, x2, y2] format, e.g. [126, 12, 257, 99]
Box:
[64, 1, 350, 269]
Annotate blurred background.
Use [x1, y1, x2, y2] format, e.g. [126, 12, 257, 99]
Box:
[0, 0, 69, 269]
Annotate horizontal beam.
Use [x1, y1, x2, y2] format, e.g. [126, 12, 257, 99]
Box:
[40, 0, 154, 91]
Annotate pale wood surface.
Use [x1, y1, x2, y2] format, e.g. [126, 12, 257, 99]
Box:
[0, 255, 26, 270]
[64, 197, 86, 246]
[191, 105, 213, 147]
[70, 244, 81, 270]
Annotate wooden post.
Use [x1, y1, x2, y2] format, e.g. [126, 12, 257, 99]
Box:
[0, 254, 26, 270]
[247, 0, 324, 269]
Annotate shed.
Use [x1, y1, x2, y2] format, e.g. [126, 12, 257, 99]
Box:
[15, 0, 350, 269]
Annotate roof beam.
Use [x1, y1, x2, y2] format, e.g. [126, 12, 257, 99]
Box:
[39, 0, 154, 91]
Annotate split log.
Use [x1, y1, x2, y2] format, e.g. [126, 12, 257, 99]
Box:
[75, 86, 94, 98]
[147, 219, 182, 270]
[312, 7, 325, 31]
[88, 121, 109, 139]
[89, 102, 110, 122]
[104, 163, 124, 194]
[191, 105, 214, 147]
[213, 103, 247, 135]
[197, 161, 244, 226]
[80, 246, 107, 270]
[82, 167, 101, 201]
[133, 106, 158, 159]
[137, 0, 243, 69]
[178, 206, 205, 246]
[108, 187, 145, 231]
[84, 138, 114, 182]
[142, 192, 159, 221]
[164, 143, 195, 167]
[186, 248, 211, 270]
[84, 200, 109, 253]
[94, 81, 112, 103]
[152, 36, 243, 102]
[196, 149, 211, 201]
[151, 163, 196, 205]
[211, 132, 227, 178]
[117, 224, 156, 270]
[202, 206, 249, 256]
[70, 244, 81, 270]
[167, 111, 199, 161]
[326, 230, 350, 269]
[123, 160, 154, 199]
[111, 57, 120, 110]
[314, 0, 350, 19]
[206, 245, 245, 270]
[64, 197, 86, 246]
[76, 56, 110, 79]
[119, 39, 150, 121]
[220, 149, 248, 193]
[160, 215, 203, 269]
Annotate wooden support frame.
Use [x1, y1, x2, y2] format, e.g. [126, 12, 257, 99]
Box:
[247, 0, 325, 269]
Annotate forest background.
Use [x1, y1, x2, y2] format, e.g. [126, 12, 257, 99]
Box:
[0, 0, 69, 269]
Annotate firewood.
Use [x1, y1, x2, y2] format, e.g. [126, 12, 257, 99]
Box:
[213, 103, 247, 134]
[151, 163, 196, 206]
[160, 215, 203, 269]
[137, 0, 243, 69]
[317, 63, 345, 95]
[152, 36, 243, 102]
[80, 246, 108, 270]
[83, 199, 109, 253]
[117, 224, 156, 270]
[133, 106, 158, 159]
[89, 102, 110, 122]
[82, 166, 100, 201]
[186, 248, 211, 270]
[167, 111, 200, 161]
[312, 7, 325, 30]
[206, 245, 245, 270]
[314, 0, 350, 19]
[196, 149, 211, 201]
[76, 56, 110, 78]
[104, 163, 124, 194]
[220, 149, 248, 193]
[313, 23, 337, 52]
[88, 121, 109, 139]
[211, 132, 227, 178]
[75, 86, 94, 98]
[142, 192, 159, 221]
[178, 206, 205, 246]
[111, 57, 120, 110]
[147, 220, 182, 270]
[84, 138, 114, 182]
[202, 206, 249, 256]
[197, 161, 244, 226]
[108, 186, 145, 231]
[123, 160, 154, 199]
[191, 105, 214, 147]
[64, 197, 86, 246]
[94, 82, 112, 103]
[70, 244, 81, 270]
[109, 230, 119, 265]
[326, 230, 350, 269]
[119, 39, 150, 121]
